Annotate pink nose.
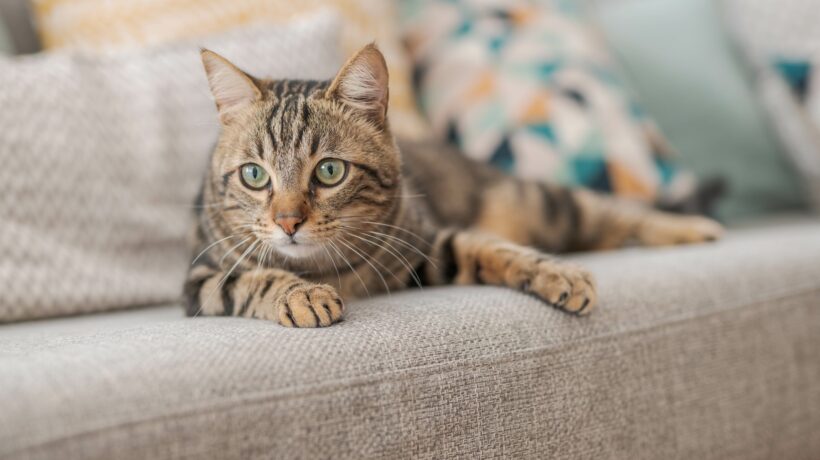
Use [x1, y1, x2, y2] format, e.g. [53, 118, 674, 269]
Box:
[274, 213, 304, 236]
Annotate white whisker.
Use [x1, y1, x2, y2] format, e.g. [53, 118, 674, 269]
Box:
[340, 218, 432, 247]
[320, 242, 343, 291]
[367, 230, 438, 269]
[219, 237, 252, 265]
[328, 239, 370, 298]
[192, 234, 240, 265]
[342, 231, 407, 287]
[349, 229, 423, 289]
[336, 236, 392, 295]
[195, 239, 259, 318]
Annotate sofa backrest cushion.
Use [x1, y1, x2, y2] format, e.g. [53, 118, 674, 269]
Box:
[0, 12, 342, 323]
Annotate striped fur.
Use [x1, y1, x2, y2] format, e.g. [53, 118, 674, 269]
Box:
[185, 45, 724, 327]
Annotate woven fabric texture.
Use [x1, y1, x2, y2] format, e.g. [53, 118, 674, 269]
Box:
[0, 13, 342, 323]
[2, 219, 819, 459]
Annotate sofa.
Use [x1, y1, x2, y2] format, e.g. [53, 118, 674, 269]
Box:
[3, 0, 820, 458]
[2, 216, 819, 459]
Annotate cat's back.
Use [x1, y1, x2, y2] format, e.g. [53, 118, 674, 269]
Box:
[397, 138, 504, 227]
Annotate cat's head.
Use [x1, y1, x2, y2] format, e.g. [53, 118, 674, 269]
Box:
[200, 44, 401, 261]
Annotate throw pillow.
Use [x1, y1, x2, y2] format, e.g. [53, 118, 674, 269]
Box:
[30, 0, 428, 139]
[723, 0, 820, 212]
[0, 12, 342, 323]
[400, 0, 697, 206]
[591, 0, 808, 221]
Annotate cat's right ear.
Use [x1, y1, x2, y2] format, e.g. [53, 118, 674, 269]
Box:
[200, 49, 262, 124]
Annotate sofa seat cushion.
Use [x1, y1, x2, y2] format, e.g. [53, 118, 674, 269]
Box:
[1, 218, 819, 459]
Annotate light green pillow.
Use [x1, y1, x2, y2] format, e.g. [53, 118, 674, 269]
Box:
[593, 0, 807, 222]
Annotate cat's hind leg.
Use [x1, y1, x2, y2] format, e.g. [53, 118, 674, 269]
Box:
[471, 178, 723, 252]
[571, 189, 724, 250]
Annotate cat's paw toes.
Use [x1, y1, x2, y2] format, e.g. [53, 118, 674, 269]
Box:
[276, 284, 344, 328]
[682, 216, 725, 242]
[641, 215, 724, 246]
[516, 260, 597, 315]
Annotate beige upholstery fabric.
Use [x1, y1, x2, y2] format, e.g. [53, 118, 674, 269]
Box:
[0, 13, 342, 323]
[1, 219, 819, 459]
[0, 305, 181, 342]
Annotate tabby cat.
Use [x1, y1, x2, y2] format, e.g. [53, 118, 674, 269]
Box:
[184, 44, 723, 327]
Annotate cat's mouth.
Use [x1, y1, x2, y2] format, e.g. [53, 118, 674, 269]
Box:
[262, 226, 324, 259]
[276, 243, 320, 258]
[273, 238, 321, 258]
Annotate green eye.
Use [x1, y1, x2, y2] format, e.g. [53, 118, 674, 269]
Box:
[314, 159, 347, 186]
[240, 163, 270, 190]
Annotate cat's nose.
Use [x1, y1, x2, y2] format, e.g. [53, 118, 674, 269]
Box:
[274, 212, 304, 236]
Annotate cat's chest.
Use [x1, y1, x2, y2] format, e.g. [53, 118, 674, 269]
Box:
[304, 245, 429, 299]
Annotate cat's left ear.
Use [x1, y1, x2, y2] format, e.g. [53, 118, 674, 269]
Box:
[327, 43, 389, 129]
[201, 49, 262, 124]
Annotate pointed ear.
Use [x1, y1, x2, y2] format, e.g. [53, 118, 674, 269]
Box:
[327, 43, 389, 128]
[200, 49, 262, 124]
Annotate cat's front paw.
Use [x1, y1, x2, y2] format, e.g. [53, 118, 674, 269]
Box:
[510, 258, 597, 315]
[276, 283, 344, 328]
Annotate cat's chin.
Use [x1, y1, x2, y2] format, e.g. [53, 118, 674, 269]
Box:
[274, 242, 322, 259]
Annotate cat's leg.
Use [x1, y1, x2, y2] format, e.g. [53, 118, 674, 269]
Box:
[472, 179, 723, 251]
[421, 230, 598, 315]
[570, 189, 724, 250]
[183, 264, 344, 327]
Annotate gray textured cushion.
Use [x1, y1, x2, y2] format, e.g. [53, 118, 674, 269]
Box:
[0, 13, 341, 323]
[1, 219, 820, 459]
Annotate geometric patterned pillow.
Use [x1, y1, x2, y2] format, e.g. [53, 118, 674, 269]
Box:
[400, 0, 697, 204]
[0, 14, 342, 323]
[723, 0, 820, 211]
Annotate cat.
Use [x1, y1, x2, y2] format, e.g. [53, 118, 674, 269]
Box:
[184, 44, 723, 327]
